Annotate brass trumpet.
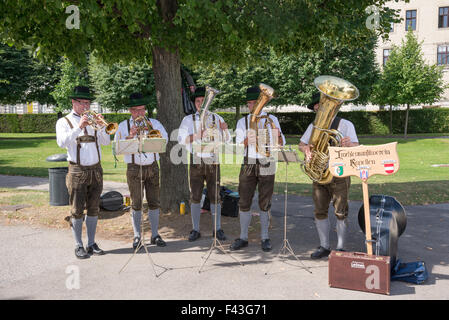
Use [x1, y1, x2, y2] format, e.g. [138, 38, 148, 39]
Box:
[82, 110, 118, 135]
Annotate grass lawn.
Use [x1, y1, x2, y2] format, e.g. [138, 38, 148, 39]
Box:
[1, 133, 448, 205]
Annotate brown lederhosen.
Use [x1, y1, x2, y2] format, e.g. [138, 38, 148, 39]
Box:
[311, 117, 350, 221]
[189, 113, 220, 204]
[313, 177, 351, 220]
[64, 117, 103, 219]
[238, 115, 275, 212]
[126, 119, 160, 211]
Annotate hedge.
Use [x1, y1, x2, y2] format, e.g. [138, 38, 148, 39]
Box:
[1, 109, 449, 135]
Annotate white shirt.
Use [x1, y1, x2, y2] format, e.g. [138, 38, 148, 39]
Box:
[235, 112, 286, 159]
[56, 111, 110, 166]
[300, 118, 358, 145]
[177, 111, 231, 158]
[114, 117, 168, 165]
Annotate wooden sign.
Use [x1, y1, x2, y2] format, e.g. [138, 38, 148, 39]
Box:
[328, 142, 400, 255]
[328, 142, 399, 181]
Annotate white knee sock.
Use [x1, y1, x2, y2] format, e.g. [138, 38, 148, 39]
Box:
[191, 203, 201, 232]
[71, 217, 83, 248]
[315, 218, 330, 250]
[131, 210, 142, 238]
[239, 211, 252, 241]
[85, 215, 98, 247]
[336, 219, 348, 250]
[148, 209, 160, 239]
[260, 211, 270, 240]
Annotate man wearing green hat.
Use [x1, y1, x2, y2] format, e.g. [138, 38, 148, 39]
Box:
[114, 92, 168, 250]
[56, 86, 110, 259]
[298, 92, 359, 259]
[177, 86, 231, 242]
[231, 85, 285, 252]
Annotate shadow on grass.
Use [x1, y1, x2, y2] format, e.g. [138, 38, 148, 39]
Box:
[222, 180, 449, 206]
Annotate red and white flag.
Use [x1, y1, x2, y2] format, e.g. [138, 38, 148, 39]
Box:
[384, 163, 395, 174]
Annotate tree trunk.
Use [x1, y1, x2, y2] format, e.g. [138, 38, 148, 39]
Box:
[235, 105, 240, 124]
[404, 103, 410, 138]
[389, 105, 393, 135]
[152, 45, 190, 214]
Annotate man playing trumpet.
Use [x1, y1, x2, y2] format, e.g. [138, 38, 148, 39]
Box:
[114, 92, 169, 250]
[56, 86, 110, 259]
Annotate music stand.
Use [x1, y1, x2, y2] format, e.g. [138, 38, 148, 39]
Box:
[264, 147, 312, 275]
[195, 140, 244, 273]
[117, 135, 169, 277]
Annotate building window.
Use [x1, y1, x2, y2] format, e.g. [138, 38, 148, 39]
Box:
[438, 45, 449, 65]
[406, 10, 417, 31]
[439, 7, 449, 28]
[390, 22, 394, 32]
[383, 49, 391, 66]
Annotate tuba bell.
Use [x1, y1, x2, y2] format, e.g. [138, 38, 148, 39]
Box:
[249, 83, 278, 157]
[301, 75, 359, 184]
[82, 110, 118, 135]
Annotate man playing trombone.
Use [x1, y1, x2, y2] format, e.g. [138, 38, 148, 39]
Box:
[114, 92, 169, 250]
[56, 86, 110, 259]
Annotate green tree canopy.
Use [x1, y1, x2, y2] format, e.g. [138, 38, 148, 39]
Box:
[0, 43, 59, 105]
[0, 0, 403, 213]
[371, 29, 447, 136]
[89, 56, 156, 114]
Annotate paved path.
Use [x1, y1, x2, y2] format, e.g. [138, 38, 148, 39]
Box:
[0, 175, 449, 300]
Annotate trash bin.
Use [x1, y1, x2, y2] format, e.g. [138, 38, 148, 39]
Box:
[47, 154, 69, 206]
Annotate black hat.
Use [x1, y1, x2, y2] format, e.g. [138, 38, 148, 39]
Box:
[246, 86, 260, 101]
[191, 86, 206, 102]
[307, 92, 321, 110]
[127, 92, 151, 108]
[69, 86, 94, 100]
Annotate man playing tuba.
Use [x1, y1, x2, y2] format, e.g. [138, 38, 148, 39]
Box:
[299, 91, 359, 259]
[177, 86, 231, 242]
[114, 92, 169, 250]
[56, 86, 110, 259]
[230, 85, 285, 253]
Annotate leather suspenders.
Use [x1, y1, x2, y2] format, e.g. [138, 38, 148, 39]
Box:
[64, 116, 100, 165]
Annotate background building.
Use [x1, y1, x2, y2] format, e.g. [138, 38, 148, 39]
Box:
[376, 0, 449, 106]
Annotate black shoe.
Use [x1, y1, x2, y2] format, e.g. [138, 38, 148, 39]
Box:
[133, 237, 141, 250]
[75, 246, 89, 259]
[188, 230, 201, 242]
[151, 235, 166, 247]
[212, 229, 227, 241]
[261, 239, 272, 252]
[230, 238, 248, 251]
[311, 246, 331, 259]
[336, 248, 346, 252]
[86, 243, 105, 256]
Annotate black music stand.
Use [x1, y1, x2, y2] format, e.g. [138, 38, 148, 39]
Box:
[264, 147, 312, 275]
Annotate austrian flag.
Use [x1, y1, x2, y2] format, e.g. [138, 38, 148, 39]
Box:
[384, 162, 395, 174]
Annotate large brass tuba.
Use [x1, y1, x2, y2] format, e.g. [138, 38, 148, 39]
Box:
[250, 83, 278, 157]
[82, 110, 118, 135]
[301, 75, 359, 184]
[199, 86, 222, 143]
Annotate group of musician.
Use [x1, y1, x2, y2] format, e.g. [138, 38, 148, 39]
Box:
[56, 85, 358, 260]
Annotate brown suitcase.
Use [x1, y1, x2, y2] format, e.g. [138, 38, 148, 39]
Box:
[328, 251, 391, 295]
